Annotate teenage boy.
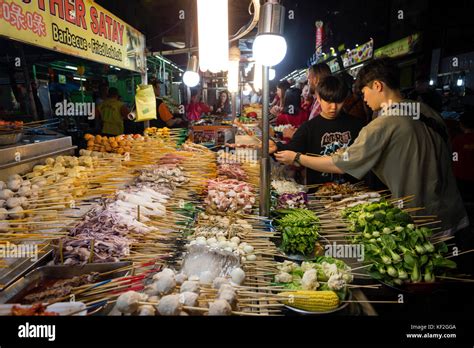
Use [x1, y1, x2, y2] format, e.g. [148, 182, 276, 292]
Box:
[269, 75, 365, 186]
[275, 58, 468, 236]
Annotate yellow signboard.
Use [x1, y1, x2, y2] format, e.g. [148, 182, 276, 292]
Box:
[0, 0, 146, 73]
[374, 33, 421, 59]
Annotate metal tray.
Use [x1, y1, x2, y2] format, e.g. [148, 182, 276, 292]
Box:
[0, 132, 23, 145]
[0, 262, 132, 308]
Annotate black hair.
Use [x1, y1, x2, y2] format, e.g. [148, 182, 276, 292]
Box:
[316, 76, 348, 103]
[277, 80, 291, 91]
[339, 72, 355, 93]
[277, 80, 291, 106]
[108, 87, 119, 97]
[190, 88, 199, 98]
[216, 90, 231, 111]
[355, 57, 400, 92]
[308, 63, 331, 79]
[283, 88, 302, 115]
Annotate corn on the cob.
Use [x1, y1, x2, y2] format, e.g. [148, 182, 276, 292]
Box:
[279, 290, 340, 312]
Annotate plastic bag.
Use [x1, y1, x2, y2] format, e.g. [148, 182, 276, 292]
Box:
[133, 84, 157, 122]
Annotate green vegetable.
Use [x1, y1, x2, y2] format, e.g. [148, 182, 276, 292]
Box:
[381, 254, 392, 265]
[388, 249, 402, 264]
[415, 245, 426, 255]
[387, 266, 398, 278]
[423, 242, 435, 253]
[340, 200, 456, 286]
[419, 254, 429, 266]
[432, 257, 457, 269]
[393, 278, 403, 286]
[277, 209, 320, 255]
[411, 262, 421, 282]
[397, 268, 408, 280]
[403, 252, 416, 269]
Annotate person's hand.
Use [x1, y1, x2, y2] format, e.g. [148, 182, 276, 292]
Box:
[269, 140, 277, 154]
[274, 151, 297, 165]
[270, 105, 282, 116]
[283, 126, 296, 139]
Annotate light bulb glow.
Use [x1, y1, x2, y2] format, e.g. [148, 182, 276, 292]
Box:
[457, 78, 464, 87]
[183, 71, 200, 87]
[253, 63, 263, 91]
[269, 68, 276, 81]
[198, 0, 229, 73]
[228, 60, 239, 93]
[253, 34, 287, 66]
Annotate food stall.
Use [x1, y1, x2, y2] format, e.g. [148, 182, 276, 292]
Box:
[0, 0, 146, 294]
[0, 1, 471, 323]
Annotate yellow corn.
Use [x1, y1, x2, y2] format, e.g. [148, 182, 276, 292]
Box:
[279, 290, 340, 312]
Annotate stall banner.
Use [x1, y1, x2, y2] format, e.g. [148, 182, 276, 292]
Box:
[341, 39, 374, 68]
[374, 33, 421, 59]
[315, 21, 324, 56]
[0, 0, 146, 73]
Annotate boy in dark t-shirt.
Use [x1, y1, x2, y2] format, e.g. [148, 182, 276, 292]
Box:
[269, 76, 365, 185]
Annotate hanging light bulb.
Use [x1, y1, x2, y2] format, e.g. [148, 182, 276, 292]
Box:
[228, 46, 241, 93]
[243, 83, 252, 96]
[183, 55, 200, 87]
[253, 1, 287, 67]
[197, 0, 229, 73]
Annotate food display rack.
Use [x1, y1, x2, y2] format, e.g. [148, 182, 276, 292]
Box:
[0, 134, 77, 290]
[0, 134, 76, 182]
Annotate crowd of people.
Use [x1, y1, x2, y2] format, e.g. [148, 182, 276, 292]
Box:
[270, 57, 472, 246]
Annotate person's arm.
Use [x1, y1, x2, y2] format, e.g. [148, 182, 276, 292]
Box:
[157, 103, 177, 127]
[120, 105, 130, 119]
[274, 152, 344, 174]
[275, 119, 389, 179]
[276, 122, 308, 152]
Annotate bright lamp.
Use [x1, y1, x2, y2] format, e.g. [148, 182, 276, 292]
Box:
[253, 2, 287, 67]
[253, 35, 287, 67]
[228, 46, 241, 93]
[183, 71, 200, 87]
[197, 0, 229, 73]
[183, 55, 200, 87]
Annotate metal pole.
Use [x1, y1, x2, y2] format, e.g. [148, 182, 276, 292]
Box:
[231, 92, 237, 119]
[141, 61, 150, 130]
[259, 65, 270, 217]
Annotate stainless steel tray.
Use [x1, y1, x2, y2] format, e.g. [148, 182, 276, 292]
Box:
[0, 132, 23, 145]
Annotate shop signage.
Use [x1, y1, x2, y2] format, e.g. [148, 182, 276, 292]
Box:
[315, 21, 324, 55]
[58, 73, 66, 84]
[374, 33, 421, 59]
[327, 58, 341, 73]
[341, 39, 374, 68]
[0, 0, 146, 73]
